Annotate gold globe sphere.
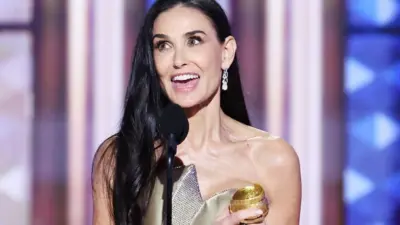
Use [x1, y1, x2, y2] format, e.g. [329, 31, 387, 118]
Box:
[229, 184, 269, 224]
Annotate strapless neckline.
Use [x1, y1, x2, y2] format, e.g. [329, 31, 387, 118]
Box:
[174, 164, 238, 202]
[173, 164, 237, 201]
[143, 164, 237, 225]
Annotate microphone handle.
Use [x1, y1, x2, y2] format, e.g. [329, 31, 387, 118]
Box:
[166, 134, 177, 225]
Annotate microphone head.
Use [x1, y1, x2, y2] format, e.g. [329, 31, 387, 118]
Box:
[159, 103, 189, 145]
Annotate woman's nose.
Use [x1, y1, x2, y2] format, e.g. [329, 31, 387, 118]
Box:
[172, 48, 188, 69]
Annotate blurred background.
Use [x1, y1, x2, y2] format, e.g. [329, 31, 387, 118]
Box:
[0, 0, 399, 224]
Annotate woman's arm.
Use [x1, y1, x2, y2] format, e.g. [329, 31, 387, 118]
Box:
[92, 137, 116, 225]
[252, 138, 302, 225]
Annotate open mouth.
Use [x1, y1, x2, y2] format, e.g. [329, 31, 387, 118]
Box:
[170, 73, 200, 92]
[171, 74, 200, 83]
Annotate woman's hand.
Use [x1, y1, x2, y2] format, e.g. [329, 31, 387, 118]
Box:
[214, 207, 267, 225]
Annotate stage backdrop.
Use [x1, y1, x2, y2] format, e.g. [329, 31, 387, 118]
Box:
[0, 0, 344, 225]
[344, 1, 400, 224]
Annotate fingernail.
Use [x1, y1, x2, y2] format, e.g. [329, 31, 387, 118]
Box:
[256, 209, 263, 215]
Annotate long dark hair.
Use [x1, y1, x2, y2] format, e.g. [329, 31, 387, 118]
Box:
[100, 0, 250, 224]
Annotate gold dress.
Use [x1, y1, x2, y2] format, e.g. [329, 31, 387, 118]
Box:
[143, 164, 236, 225]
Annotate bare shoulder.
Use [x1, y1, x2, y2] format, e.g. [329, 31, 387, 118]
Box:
[244, 127, 302, 224]
[248, 129, 299, 175]
[228, 119, 300, 178]
[224, 117, 301, 223]
[92, 135, 118, 225]
[249, 130, 298, 168]
[93, 135, 117, 171]
[92, 135, 118, 192]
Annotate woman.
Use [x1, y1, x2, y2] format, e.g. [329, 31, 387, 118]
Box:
[92, 0, 301, 224]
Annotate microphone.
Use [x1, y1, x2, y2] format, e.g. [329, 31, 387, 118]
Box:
[159, 103, 189, 148]
[159, 103, 189, 225]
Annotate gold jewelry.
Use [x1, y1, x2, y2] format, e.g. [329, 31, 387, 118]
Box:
[229, 184, 269, 224]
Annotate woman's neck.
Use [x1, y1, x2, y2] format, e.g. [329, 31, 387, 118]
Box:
[183, 97, 228, 149]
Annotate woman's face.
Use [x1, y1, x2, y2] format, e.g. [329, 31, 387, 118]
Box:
[152, 5, 236, 108]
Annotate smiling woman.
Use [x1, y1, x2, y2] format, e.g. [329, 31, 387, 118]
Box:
[91, 1, 301, 225]
[152, 5, 235, 108]
[153, 29, 204, 94]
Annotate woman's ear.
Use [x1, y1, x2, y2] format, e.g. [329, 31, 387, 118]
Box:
[221, 36, 237, 70]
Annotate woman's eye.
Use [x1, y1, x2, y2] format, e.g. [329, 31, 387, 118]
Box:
[187, 36, 202, 46]
[154, 41, 170, 51]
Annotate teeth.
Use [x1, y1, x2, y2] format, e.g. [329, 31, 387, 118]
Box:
[172, 74, 199, 81]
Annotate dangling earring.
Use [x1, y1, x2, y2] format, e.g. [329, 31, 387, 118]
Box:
[222, 69, 228, 91]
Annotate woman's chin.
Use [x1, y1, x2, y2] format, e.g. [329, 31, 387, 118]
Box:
[172, 100, 199, 109]
[169, 90, 218, 112]
[168, 96, 205, 111]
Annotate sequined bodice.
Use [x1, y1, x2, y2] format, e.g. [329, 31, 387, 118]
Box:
[143, 165, 236, 225]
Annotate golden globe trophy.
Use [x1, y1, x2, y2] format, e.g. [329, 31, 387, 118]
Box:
[229, 184, 269, 224]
